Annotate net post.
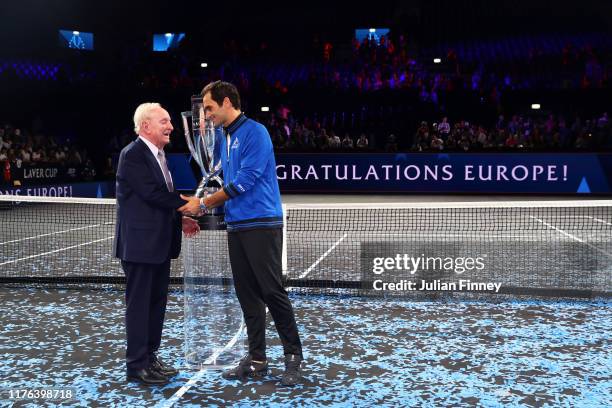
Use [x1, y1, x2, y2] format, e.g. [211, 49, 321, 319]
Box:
[282, 203, 288, 277]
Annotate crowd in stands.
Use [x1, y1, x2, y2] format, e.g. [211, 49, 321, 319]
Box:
[121, 31, 611, 104]
[263, 110, 611, 153]
[408, 112, 610, 152]
[3, 30, 611, 178]
[6, 30, 604, 104]
[0, 124, 91, 168]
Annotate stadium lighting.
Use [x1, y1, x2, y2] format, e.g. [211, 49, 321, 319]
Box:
[200, 62, 208, 68]
[165, 33, 172, 37]
[369, 28, 376, 33]
[261, 106, 270, 112]
[73, 31, 80, 35]
[531, 104, 541, 110]
[433, 58, 441, 64]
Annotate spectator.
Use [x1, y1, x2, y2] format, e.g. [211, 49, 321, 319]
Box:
[9, 149, 22, 167]
[459, 134, 471, 151]
[81, 159, 96, 181]
[103, 156, 115, 178]
[281, 119, 291, 143]
[341, 133, 354, 149]
[0, 148, 7, 161]
[328, 131, 341, 149]
[445, 133, 458, 150]
[430, 134, 444, 150]
[301, 126, 316, 149]
[31, 148, 43, 162]
[438, 117, 450, 139]
[508, 115, 520, 135]
[277, 105, 291, 120]
[477, 126, 488, 146]
[20, 146, 32, 163]
[1, 133, 10, 149]
[316, 129, 329, 150]
[356, 133, 368, 149]
[505, 133, 519, 148]
[482, 134, 495, 149]
[67, 147, 83, 165]
[55, 147, 67, 162]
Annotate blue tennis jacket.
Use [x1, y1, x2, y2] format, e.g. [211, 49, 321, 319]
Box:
[219, 114, 283, 232]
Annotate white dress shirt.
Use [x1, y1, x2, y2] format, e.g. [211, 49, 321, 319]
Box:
[138, 136, 174, 186]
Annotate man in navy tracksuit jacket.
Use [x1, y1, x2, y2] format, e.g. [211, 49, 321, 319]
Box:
[181, 81, 303, 386]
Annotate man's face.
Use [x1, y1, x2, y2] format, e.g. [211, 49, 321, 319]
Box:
[202, 92, 227, 128]
[143, 107, 173, 148]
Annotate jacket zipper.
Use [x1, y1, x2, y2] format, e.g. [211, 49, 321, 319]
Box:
[226, 133, 231, 162]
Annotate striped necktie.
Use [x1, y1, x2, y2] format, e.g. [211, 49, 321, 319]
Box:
[157, 150, 174, 192]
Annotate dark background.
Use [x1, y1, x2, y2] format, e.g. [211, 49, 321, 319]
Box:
[0, 0, 611, 179]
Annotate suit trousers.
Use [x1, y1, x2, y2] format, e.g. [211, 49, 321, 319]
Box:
[228, 228, 302, 361]
[121, 258, 171, 370]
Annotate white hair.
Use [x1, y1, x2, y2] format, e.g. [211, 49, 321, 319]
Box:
[133, 102, 162, 135]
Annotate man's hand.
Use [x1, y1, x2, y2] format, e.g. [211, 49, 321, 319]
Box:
[178, 194, 201, 216]
[182, 216, 200, 237]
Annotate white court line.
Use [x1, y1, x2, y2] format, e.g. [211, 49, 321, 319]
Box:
[529, 216, 585, 242]
[157, 320, 246, 408]
[0, 236, 113, 267]
[547, 215, 609, 219]
[287, 200, 612, 209]
[299, 232, 591, 240]
[298, 233, 348, 279]
[282, 204, 288, 275]
[529, 216, 612, 258]
[0, 222, 113, 246]
[590, 217, 612, 226]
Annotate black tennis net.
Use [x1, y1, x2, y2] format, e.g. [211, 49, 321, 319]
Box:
[1, 196, 611, 298]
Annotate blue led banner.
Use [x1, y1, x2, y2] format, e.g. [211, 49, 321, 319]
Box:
[0, 181, 115, 198]
[275, 153, 612, 194]
[155, 153, 612, 195]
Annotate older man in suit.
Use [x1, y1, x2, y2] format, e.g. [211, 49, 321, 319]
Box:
[114, 102, 199, 385]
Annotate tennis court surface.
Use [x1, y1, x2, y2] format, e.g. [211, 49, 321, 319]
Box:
[1, 196, 610, 407]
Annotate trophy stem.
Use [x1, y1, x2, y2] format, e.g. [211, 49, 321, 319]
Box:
[195, 179, 208, 198]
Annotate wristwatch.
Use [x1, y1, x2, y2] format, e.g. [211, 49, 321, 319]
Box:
[199, 197, 208, 213]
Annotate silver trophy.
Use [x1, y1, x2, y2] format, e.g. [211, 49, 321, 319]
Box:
[182, 97, 244, 370]
[181, 95, 223, 201]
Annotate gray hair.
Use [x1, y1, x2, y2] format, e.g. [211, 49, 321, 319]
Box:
[133, 103, 162, 134]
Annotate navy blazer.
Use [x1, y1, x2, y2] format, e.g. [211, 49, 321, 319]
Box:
[113, 138, 185, 264]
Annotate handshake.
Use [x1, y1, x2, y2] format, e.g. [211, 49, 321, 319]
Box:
[176, 189, 228, 238]
[178, 194, 206, 217]
[178, 194, 206, 238]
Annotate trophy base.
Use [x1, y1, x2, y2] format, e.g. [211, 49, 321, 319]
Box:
[197, 213, 226, 231]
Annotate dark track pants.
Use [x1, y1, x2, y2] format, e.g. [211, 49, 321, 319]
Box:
[227, 228, 302, 361]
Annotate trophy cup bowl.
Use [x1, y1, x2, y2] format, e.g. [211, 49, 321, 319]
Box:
[181, 96, 224, 218]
